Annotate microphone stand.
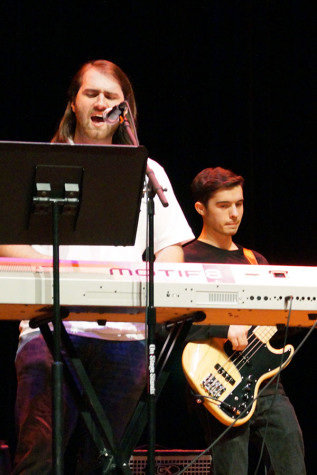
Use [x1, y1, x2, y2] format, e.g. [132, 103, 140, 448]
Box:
[121, 115, 168, 207]
[121, 111, 168, 475]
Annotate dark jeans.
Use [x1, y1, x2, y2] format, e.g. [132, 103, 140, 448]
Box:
[13, 333, 146, 474]
[195, 386, 306, 475]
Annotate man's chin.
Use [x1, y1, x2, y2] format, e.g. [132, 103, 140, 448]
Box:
[224, 228, 239, 236]
[84, 130, 113, 144]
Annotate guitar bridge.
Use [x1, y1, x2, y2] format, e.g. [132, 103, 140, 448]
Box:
[201, 373, 226, 399]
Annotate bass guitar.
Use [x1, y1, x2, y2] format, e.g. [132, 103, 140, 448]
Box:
[182, 326, 294, 426]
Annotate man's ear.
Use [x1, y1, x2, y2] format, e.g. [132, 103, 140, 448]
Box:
[195, 201, 206, 216]
[71, 101, 75, 113]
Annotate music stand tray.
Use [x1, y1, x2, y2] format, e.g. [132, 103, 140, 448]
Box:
[0, 141, 148, 245]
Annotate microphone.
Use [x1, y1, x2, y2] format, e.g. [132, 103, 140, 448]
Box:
[102, 101, 127, 123]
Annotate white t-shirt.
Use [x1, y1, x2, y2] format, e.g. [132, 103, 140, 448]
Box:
[20, 158, 194, 341]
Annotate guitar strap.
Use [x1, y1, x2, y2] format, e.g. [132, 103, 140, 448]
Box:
[243, 247, 258, 265]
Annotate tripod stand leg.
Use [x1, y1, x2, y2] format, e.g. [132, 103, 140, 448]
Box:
[36, 321, 132, 474]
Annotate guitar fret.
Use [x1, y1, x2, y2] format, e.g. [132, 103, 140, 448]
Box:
[253, 326, 277, 343]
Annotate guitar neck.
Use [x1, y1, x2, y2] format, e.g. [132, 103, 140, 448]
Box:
[253, 326, 278, 343]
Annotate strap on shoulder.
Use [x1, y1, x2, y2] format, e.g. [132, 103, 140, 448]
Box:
[243, 248, 258, 265]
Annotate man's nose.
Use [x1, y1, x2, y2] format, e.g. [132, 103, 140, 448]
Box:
[94, 93, 108, 108]
[230, 205, 239, 218]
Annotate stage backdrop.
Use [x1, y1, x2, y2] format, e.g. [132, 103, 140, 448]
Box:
[0, 1, 316, 471]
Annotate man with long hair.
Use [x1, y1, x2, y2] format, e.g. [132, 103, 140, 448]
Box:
[0, 59, 194, 473]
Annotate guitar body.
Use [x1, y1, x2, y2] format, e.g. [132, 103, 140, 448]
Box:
[182, 327, 294, 426]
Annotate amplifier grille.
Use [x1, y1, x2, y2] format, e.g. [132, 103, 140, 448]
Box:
[129, 450, 212, 474]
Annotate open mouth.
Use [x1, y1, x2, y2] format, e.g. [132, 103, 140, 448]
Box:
[91, 115, 104, 123]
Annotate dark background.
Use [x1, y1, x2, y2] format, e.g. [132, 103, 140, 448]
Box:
[0, 0, 316, 472]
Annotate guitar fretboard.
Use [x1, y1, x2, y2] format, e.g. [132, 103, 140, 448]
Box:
[253, 326, 278, 343]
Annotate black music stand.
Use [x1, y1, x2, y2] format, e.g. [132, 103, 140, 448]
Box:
[0, 140, 148, 474]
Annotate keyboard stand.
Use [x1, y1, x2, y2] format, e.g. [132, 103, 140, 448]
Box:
[30, 310, 205, 474]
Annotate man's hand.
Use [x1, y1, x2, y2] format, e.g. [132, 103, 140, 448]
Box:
[227, 325, 251, 351]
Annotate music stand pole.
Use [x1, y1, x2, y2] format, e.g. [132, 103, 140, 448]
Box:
[36, 196, 74, 475]
[32, 194, 70, 474]
[51, 200, 64, 475]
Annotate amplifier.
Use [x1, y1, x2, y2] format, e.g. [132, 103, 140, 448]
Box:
[129, 450, 212, 474]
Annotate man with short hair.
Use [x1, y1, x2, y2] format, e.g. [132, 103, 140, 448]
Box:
[183, 167, 306, 474]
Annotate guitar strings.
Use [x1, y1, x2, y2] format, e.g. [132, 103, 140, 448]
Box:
[220, 326, 278, 376]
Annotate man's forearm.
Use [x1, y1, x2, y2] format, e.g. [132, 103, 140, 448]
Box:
[0, 245, 51, 259]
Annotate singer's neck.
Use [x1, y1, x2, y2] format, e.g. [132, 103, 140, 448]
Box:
[73, 129, 114, 145]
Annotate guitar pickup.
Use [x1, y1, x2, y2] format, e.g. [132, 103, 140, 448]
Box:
[215, 363, 235, 385]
